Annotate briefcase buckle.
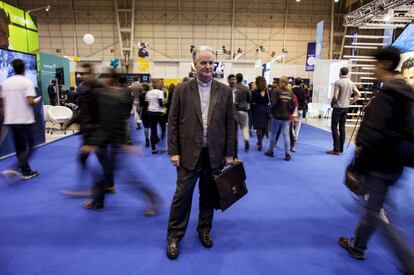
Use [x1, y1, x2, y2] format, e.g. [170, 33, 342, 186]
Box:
[231, 186, 237, 194]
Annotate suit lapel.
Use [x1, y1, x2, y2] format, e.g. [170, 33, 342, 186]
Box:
[208, 80, 219, 125]
[190, 79, 203, 125]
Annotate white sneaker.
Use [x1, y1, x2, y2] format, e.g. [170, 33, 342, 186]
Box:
[379, 208, 390, 224]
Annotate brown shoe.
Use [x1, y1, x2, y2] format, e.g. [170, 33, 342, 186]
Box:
[326, 150, 340, 155]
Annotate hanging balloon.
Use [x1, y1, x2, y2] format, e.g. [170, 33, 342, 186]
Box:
[83, 33, 95, 45]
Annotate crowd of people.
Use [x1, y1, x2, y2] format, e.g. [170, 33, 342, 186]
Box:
[1, 45, 414, 273]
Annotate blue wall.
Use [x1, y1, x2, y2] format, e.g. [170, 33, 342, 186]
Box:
[39, 53, 70, 105]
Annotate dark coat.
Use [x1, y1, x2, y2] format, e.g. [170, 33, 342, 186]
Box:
[355, 78, 414, 173]
[47, 84, 57, 105]
[168, 78, 235, 170]
[251, 90, 270, 129]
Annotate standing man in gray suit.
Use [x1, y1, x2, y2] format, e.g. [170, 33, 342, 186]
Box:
[166, 46, 235, 259]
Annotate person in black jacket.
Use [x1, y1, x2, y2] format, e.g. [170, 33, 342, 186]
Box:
[235, 73, 251, 152]
[83, 70, 160, 214]
[47, 79, 57, 106]
[338, 47, 414, 274]
[265, 76, 295, 161]
[251, 76, 270, 151]
[291, 78, 306, 144]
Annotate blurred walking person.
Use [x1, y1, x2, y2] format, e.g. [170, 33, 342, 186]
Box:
[83, 70, 160, 215]
[338, 47, 414, 274]
[235, 73, 251, 152]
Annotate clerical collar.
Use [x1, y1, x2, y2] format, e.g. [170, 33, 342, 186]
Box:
[197, 78, 212, 88]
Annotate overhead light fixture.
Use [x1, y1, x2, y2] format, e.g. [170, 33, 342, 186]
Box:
[296, 0, 301, 2]
[383, 9, 393, 22]
[334, 0, 339, 2]
[270, 50, 287, 63]
[28, 5, 51, 13]
[233, 48, 243, 60]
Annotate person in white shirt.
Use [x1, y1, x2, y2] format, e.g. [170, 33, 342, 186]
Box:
[1, 59, 40, 180]
[145, 79, 165, 154]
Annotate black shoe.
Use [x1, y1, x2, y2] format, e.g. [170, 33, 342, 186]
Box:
[338, 237, 365, 260]
[244, 141, 250, 152]
[145, 139, 150, 147]
[199, 233, 213, 248]
[152, 149, 158, 154]
[290, 147, 296, 153]
[21, 170, 39, 180]
[285, 154, 291, 161]
[167, 242, 179, 260]
[83, 200, 104, 211]
[105, 186, 116, 194]
[326, 150, 340, 155]
[257, 145, 262, 151]
[264, 151, 274, 158]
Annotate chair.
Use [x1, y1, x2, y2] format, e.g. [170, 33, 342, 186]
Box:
[43, 105, 54, 134]
[48, 106, 73, 135]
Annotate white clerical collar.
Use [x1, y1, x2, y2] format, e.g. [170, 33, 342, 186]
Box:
[197, 78, 212, 88]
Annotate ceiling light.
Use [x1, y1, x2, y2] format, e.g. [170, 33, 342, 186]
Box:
[334, 0, 339, 2]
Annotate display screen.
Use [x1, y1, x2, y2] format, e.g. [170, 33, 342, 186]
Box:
[0, 48, 38, 87]
[392, 24, 414, 53]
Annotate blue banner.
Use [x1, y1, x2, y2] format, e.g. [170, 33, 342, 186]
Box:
[306, 42, 316, 71]
[316, 21, 324, 59]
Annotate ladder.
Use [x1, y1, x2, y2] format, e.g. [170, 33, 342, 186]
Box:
[114, 0, 135, 72]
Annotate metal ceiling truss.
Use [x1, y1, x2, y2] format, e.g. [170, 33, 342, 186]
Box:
[114, 0, 135, 71]
[344, 0, 414, 27]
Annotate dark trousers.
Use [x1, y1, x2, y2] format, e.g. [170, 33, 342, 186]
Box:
[234, 120, 238, 158]
[351, 171, 414, 273]
[148, 112, 163, 150]
[159, 114, 167, 140]
[167, 148, 217, 243]
[331, 108, 348, 152]
[256, 128, 266, 148]
[92, 145, 157, 207]
[10, 124, 34, 174]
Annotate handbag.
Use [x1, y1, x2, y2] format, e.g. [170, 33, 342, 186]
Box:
[213, 161, 248, 212]
[344, 159, 367, 196]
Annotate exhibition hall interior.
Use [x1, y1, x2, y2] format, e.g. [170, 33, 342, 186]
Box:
[1, 0, 414, 274]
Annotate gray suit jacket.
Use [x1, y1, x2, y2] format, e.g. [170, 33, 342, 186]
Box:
[168, 78, 235, 170]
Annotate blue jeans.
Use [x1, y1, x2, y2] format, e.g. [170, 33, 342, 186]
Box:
[268, 118, 290, 154]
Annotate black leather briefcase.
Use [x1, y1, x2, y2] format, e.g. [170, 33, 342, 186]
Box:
[213, 161, 248, 212]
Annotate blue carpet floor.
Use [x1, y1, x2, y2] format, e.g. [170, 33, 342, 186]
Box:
[1, 124, 414, 275]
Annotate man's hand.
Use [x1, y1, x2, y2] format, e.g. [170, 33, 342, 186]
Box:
[170, 155, 180, 167]
[223, 156, 234, 165]
[79, 145, 97, 154]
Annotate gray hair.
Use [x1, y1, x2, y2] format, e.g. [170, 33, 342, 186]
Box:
[192, 45, 214, 64]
